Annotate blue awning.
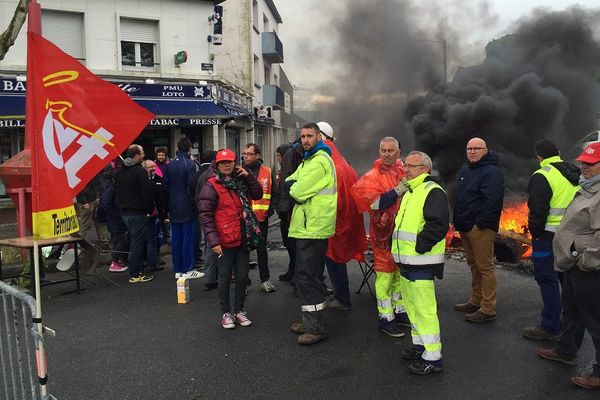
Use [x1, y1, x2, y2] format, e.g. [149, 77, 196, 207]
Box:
[133, 98, 232, 118]
[0, 94, 25, 118]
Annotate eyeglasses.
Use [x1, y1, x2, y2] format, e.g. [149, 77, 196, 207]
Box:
[466, 147, 486, 152]
[405, 164, 425, 169]
[241, 152, 256, 156]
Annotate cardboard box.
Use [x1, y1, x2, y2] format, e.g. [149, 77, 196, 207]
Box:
[177, 277, 190, 304]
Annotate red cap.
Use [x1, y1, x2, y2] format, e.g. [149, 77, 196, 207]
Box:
[577, 143, 600, 164]
[215, 149, 236, 163]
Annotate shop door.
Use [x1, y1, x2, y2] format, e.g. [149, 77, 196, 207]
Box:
[225, 128, 240, 159]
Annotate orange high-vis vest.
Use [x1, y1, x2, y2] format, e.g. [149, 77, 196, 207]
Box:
[252, 165, 272, 222]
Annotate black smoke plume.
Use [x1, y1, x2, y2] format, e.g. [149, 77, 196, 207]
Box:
[408, 7, 600, 195]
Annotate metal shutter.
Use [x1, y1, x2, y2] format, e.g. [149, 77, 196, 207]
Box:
[41, 10, 85, 60]
[120, 18, 157, 44]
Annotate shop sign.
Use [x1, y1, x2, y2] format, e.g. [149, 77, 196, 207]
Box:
[216, 86, 252, 114]
[1, 79, 26, 93]
[149, 118, 222, 126]
[115, 83, 212, 99]
[0, 119, 25, 127]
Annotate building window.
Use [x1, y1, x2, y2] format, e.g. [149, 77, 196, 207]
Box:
[254, 54, 261, 88]
[120, 18, 158, 70]
[41, 10, 85, 61]
[252, 0, 259, 32]
[263, 14, 269, 32]
[264, 65, 270, 86]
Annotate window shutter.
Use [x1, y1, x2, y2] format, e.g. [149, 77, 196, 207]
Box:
[41, 10, 85, 59]
[120, 18, 158, 44]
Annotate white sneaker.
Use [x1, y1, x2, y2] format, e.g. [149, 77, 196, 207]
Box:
[260, 280, 276, 293]
[182, 270, 204, 279]
[175, 272, 182, 279]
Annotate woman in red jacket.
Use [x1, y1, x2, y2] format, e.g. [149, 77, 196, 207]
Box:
[198, 149, 263, 329]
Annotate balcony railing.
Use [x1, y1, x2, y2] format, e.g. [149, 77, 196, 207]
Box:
[263, 84, 285, 110]
[262, 32, 284, 64]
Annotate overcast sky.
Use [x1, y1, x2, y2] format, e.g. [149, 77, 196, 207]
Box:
[277, 1, 600, 109]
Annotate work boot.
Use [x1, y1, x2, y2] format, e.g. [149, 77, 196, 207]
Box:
[297, 333, 328, 345]
[454, 302, 479, 313]
[401, 345, 425, 360]
[379, 319, 406, 338]
[536, 348, 578, 366]
[290, 322, 305, 335]
[279, 271, 293, 282]
[408, 359, 444, 375]
[325, 298, 351, 311]
[394, 312, 411, 327]
[571, 373, 600, 390]
[522, 325, 559, 342]
[465, 310, 496, 322]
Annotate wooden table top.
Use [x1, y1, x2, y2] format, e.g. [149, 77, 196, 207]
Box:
[0, 235, 83, 249]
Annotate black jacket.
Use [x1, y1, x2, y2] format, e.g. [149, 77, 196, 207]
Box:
[114, 162, 154, 215]
[400, 176, 450, 279]
[151, 173, 169, 221]
[527, 161, 580, 240]
[453, 151, 505, 232]
[277, 143, 303, 215]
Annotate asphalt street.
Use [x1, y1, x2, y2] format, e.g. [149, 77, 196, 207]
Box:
[32, 242, 598, 400]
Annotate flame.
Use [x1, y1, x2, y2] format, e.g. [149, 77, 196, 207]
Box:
[500, 201, 532, 258]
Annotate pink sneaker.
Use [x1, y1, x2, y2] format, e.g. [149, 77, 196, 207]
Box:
[109, 261, 128, 273]
[222, 313, 235, 329]
[234, 311, 252, 327]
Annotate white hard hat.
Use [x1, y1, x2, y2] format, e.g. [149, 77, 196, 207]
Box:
[317, 121, 334, 140]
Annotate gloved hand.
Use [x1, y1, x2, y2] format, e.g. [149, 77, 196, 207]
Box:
[394, 178, 411, 195]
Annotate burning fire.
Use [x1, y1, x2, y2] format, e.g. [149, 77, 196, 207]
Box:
[500, 201, 532, 258]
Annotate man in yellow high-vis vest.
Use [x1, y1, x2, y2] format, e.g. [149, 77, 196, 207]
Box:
[242, 143, 278, 293]
[392, 151, 449, 375]
[524, 139, 579, 341]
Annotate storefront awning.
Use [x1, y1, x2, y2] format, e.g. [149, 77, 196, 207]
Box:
[134, 98, 231, 118]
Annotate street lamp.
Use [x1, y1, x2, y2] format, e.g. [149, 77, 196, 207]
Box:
[420, 39, 448, 85]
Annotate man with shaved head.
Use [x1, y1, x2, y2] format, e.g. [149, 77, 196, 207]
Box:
[453, 137, 504, 322]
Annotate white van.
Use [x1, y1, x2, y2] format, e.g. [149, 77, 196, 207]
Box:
[579, 130, 600, 149]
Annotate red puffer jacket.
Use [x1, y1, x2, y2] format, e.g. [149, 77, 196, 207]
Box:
[198, 166, 263, 249]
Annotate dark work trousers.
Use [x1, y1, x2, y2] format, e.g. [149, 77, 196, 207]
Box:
[532, 238, 562, 335]
[144, 216, 158, 268]
[295, 238, 328, 335]
[110, 231, 129, 262]
[256, 218, 270, 282]
[280, 214, 296, 277]
[555, 269, 599, 375]
[202, 240, 219, 285]
[217, 246, 250, 314]
[325, 257, 351, 306]
[122, 214, 149, 277]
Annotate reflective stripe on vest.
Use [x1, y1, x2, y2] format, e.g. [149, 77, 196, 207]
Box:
[251, 165, 272, 222]
[391, 177, 446, 265]
[533, 157, 578, 232]
[301, 302, 325, 312]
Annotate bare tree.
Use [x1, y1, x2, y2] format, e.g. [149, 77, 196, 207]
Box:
[0, 0, 31, 61]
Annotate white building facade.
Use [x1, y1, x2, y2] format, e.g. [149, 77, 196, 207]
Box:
[0, 0, 260, 182]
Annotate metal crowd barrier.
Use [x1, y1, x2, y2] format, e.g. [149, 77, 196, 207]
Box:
[0, 281, 55, 400]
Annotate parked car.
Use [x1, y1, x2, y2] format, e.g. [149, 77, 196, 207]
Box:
[579, 130, 600, 149]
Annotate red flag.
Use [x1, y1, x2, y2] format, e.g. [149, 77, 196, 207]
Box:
[28, 32, 154, 239]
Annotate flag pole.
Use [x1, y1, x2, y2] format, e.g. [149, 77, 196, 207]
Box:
[27, 0, 49, 397]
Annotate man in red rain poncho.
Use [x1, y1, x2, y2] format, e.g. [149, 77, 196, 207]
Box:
[351, 137, 410, 337]
[317, 122, 368, 311]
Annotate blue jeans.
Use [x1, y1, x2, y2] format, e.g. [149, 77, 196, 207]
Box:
[144, 217, 157, 268]
[122, 214, 149, 277]
[217, 246, 250, 314]
[325, 257, 351, 306]
[532, 238, 561, 334]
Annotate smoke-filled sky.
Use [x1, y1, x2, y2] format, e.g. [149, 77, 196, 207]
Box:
[277, 1, 600, 195]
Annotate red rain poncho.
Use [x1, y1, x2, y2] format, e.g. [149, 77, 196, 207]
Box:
[324, 140, 367, 263]
[351, 159, 406, 272]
